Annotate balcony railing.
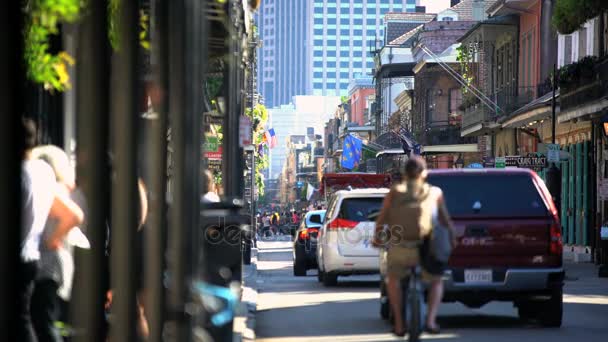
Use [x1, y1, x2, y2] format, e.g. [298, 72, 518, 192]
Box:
[422, 122, 476, 145]
[560, 56, 608, 112]
[461, 86, 536, 129]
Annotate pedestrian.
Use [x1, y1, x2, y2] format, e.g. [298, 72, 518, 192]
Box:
[19, 119, 84, 342]
[201, 169, 220, 203]
[372, 156, 456, 336]
[261, 212, 271, 237]
[30, 145, 88, 342]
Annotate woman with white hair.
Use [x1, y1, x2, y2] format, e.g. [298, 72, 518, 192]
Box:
[30, 145, 86, 342]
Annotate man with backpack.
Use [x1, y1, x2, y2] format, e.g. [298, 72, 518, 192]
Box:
[372, 156, 456, 337]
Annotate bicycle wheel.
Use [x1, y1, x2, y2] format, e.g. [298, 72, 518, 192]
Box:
[408, 272, 421, 342]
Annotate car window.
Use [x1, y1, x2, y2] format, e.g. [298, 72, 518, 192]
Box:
[338, 198, 384, 222]
[306, 213, 325, 227]
[325, 196, 338, 222]
[427, 174, 549, 217]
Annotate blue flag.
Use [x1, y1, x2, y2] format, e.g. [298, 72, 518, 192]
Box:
[341, 134, 363, 170]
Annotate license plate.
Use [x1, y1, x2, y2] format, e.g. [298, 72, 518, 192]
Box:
[464, 269, 492, 283]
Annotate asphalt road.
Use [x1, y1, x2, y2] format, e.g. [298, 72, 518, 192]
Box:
[254, 239, 608, 342]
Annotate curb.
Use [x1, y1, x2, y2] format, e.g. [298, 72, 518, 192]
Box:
[235, 247, 258, 342]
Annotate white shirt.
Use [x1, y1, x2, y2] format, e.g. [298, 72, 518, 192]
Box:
[201, 192, 220, 203]
[21, 159, 56, 262]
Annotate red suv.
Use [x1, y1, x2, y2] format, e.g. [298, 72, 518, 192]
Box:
[379, 168, 564, 327]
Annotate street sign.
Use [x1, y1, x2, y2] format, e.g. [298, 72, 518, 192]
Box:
[466, 163, 484, 169]
[296, 181, 304, 188]
[546, 143, 560, 163]
[495, 157, 506, 169]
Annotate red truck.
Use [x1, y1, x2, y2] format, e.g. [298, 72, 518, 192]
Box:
[379, 168, 564, 327]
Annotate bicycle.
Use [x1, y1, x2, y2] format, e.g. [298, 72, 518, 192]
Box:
[385, 242, 426, 342]
[402, 264, 426, 342]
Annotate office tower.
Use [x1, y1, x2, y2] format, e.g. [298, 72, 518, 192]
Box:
[307, 0, 420, 97]
[256, 0, 308, 108]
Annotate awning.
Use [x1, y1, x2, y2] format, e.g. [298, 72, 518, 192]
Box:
[319, 173, 392, 195]
[558, 98, 608, 123]
[422, 144, 479, 154]
[460, 122, 501, 137]
[501, 90, 557, 128]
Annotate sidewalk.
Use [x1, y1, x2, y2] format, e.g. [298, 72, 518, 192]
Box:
[233, 247, 258, 342]
[564, 261, 608, 296]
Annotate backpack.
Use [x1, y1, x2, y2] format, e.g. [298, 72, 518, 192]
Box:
[383, 182, 434, 246]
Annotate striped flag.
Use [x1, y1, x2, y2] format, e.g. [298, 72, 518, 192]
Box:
[267, 128, 277, 148]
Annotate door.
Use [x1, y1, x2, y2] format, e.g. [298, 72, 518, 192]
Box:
[561, 157, 568, 243]
[576, 143, 583, 245]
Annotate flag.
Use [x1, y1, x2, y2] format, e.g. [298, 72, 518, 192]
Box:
[268, 128, 277, 148]
[306, 183, 315, 201]
[340, 134, 363, 170]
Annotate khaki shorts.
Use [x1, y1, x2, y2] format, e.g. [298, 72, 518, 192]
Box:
[386, 246, 440, 282]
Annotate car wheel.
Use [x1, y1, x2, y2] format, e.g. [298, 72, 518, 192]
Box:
[539, 289, 563, 327]
[322, 272, 338, 286]
[517, 301, 537, 322]
[380, 280, 389, 320]
[293, 246, 307, 276]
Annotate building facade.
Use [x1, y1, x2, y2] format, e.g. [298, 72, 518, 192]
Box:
[348, 75, 376, 125]
[268, 95, 342, 179]
[307, 0, 422, 97]
[256, 0, 308, 108]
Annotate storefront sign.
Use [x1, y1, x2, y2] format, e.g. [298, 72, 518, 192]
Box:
[207, 159, 222, 171]
[515, 154, 547, 171]
[204, 136, 219, 153]
[204, 146, 223, 160]
[239, 116, 252, 147]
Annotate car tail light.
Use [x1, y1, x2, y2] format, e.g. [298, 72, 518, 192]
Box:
[328, 218, 358, 229]
[299, 228, 319, 240]
[550, 219, 563, 255]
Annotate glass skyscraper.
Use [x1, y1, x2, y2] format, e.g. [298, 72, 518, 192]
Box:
[308, 0, 419, 97]
[256, 0, 308, 108]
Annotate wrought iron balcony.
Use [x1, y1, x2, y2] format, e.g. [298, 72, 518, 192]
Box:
[560, 56, 608, 112]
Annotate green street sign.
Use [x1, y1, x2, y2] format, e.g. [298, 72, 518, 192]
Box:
[495, 157, 506, 169]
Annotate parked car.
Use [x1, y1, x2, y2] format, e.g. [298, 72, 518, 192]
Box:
[379, 168, 564, 327]
[293, 210, 326, 276]
[317, 188, 389, 286]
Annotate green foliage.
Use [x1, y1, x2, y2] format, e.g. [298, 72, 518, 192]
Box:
[558, 55, 599, 88]
[341, 95, 349, 104]
[245, 104, 270, 195]
[24, 0, 83, 91]
[108, 0, 151, 51]
[553, 0, 608, 34]
[456, 44, 474, 98]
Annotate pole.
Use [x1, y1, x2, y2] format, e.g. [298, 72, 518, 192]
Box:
[167, 0, 190, 340]
[146, 0, 169, 340]
[72, 0, 110, 341]
[546, 64, 562, 212]
[0, 1, 24, 337]
[110, 0, 140, 340]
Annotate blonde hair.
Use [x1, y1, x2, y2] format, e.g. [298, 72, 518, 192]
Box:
[31, 145, 75, 188]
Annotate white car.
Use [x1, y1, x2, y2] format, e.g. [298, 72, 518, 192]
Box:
[316, 188, 389, 286]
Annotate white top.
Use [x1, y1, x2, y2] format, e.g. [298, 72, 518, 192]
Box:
[201, 192, 220, 203]
[21, 159, 56, 262]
